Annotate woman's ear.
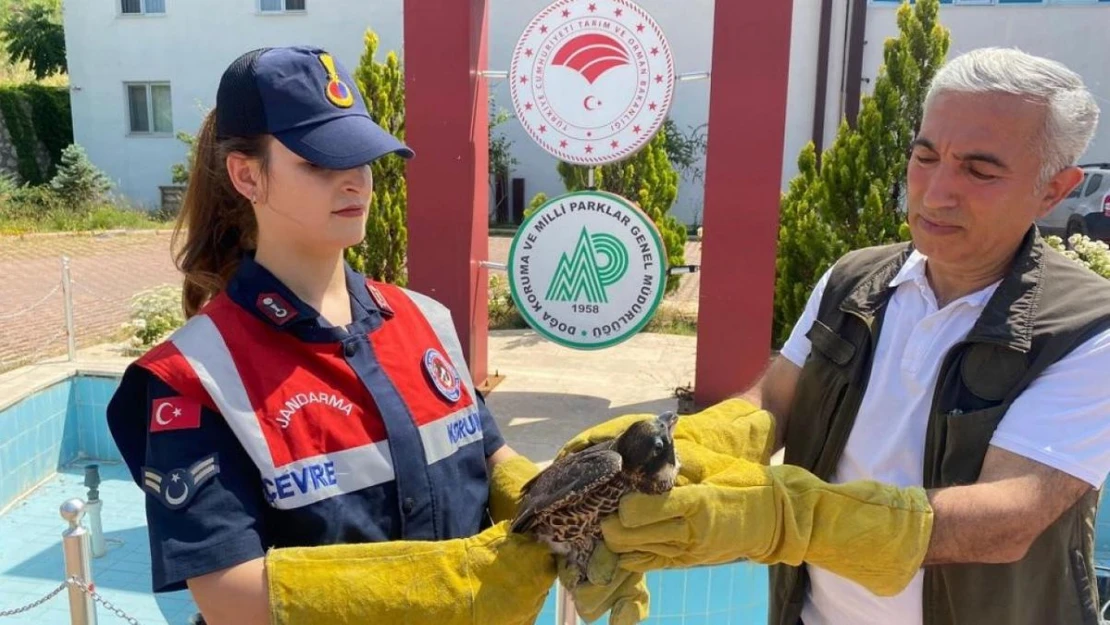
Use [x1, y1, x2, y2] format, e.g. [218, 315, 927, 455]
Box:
[226, 152, 261, 204]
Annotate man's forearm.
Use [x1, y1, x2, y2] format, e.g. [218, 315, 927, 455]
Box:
[921, 446, 1093, 567]
[921, 483, 1032, 566]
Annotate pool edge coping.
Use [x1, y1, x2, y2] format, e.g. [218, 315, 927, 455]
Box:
[0, 357, 132, 413]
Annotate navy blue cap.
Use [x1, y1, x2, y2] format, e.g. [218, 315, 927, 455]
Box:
[215, 45, 414, 169]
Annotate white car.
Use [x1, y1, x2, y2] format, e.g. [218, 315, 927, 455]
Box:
[1037, 163, 1110, 243]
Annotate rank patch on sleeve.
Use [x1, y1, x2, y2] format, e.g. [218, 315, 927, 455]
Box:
[142, 454, 220, 510]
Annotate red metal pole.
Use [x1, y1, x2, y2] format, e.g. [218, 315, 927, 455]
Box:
[695, 0, 794, 407]
[403, 0, 491, 387]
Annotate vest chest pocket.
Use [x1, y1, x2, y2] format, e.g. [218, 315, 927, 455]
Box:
[786, 320, 857, 471]
[938, 404, 1007, 486]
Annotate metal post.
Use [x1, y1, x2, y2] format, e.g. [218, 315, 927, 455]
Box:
[84, 465, 106, 558]
[587, 167, 595, 189]
[557, 583, 578, 625]
[61, 256, 76, 361]
[60, 498, 97, 625]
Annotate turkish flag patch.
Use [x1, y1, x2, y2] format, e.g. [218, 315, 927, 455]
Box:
[150, 396, 202, 433]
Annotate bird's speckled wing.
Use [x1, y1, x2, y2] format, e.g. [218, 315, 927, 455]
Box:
[511, 443, 623, 534]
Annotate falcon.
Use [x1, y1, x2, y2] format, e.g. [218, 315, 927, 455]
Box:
[511, 411, 681, 584]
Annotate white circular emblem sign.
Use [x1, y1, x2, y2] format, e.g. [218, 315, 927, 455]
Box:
[509, 0, 675, 166]
[508, 190, 667, 350]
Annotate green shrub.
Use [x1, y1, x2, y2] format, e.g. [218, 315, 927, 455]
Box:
[344, 29, 409, 286]
[773, 0, 949, 347]
[170, 131, 197, 185]
[487, 274, 527, 330]
[125, 285, 185, 350]
[49, 143, 111, 209]
[1046, 234, 1110, 279]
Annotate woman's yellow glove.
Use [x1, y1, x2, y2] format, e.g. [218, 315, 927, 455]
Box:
[489, 454, 542, 523]
[489, 453, 649, 624]
[557, 398, 776, 485]
[599, 459, 934, 597]
[266, 520, 555, 625]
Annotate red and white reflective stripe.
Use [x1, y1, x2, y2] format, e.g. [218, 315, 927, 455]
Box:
[170, 314, 396, 510]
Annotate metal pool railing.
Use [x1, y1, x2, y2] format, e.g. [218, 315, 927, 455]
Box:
[0, 498, 140, 624]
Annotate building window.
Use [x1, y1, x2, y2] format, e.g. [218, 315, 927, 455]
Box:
[260, 0, 305, 12]
[121, 0, 166, 14]
[126, 83, 172, 135]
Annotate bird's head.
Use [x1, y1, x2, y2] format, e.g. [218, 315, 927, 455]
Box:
[614, 410, 681, 494]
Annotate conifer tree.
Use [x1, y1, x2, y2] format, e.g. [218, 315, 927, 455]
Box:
[773, 0, 950, 346]
[556, 129, 687, 295]
[50, 143, 110, 208]
[345, 29, 409, 286]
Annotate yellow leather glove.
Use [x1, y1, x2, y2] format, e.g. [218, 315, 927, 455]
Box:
[491, 453, 648, 624]
[557, 398, 776, 485]
[266, 520, 554, 625]
[599, 459, 934, 597]
[557, 545, 649, 625]
[489, 454, 542, 523]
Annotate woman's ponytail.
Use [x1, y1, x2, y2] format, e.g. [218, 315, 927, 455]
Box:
[171, 110, 269, 318]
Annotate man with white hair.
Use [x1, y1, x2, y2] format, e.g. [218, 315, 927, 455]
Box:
[570, 47, 1110, 625]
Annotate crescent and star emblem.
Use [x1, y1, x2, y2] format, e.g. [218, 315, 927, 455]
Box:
[583, 96, 601, 111]
[164, 471, 189, 506]
[142, 455, 220, 510]
[154, 402, 183, 426]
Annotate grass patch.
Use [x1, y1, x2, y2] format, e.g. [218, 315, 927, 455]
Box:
[0, 202, 171, 235]
[642, 306, 697, 336]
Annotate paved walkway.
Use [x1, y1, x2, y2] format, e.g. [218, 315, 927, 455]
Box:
[0, 230, 702, 373]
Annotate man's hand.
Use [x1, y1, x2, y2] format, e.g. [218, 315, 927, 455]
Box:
[924, 445, 1093, 565]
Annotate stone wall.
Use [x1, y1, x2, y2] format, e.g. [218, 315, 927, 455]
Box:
[0, 99, 54, 184]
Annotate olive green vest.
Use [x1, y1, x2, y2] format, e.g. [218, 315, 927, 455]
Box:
[770, 227, 1110, 625]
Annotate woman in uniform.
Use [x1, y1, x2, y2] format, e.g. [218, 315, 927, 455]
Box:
[105, 45, 642, 625]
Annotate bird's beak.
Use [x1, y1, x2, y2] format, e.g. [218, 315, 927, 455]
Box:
[656, 411, 679, 436]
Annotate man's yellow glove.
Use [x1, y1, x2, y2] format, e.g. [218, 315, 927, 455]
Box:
[489, 453, 648, 624]
[557, 398, 776, 485]
[545, 399, 772, 624]
[266, 520, 554, 625]
[598, 459, 934, 597]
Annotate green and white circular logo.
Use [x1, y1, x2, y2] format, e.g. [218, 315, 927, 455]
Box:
[508, 189, 667, 350]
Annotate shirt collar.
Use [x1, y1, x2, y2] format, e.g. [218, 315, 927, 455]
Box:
[225, 252, 388, 341]
[888, 249, 999, 310]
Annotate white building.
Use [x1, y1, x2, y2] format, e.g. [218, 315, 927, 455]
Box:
[62, 0, 1110, 225]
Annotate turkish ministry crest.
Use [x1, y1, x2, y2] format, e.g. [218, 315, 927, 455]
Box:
[509, 0, 675, 166]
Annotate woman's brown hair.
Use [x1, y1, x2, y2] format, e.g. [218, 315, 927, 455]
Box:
[171, 109, 270, 318]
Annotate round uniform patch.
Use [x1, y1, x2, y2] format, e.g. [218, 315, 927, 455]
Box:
[424, 348, 461, 403]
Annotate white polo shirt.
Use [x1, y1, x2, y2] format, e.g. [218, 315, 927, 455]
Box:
[780, 249, 1110, 625]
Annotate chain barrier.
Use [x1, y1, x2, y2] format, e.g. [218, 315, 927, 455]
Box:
[0, 575, 142, 623]
[0, 579, 68, 617]
[68, 575, 142, 624]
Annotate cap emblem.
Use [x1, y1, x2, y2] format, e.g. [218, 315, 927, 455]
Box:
[318, 53, 355, 108]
